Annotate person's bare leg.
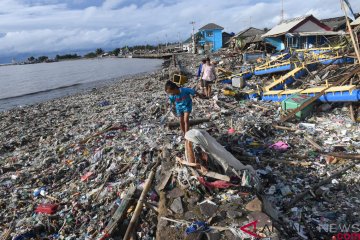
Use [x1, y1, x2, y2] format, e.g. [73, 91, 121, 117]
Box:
[209, 84, 212, 97]
[206, 86, 210, 97]
[179, 114, 185, 135]
[184, 112, 190, 133]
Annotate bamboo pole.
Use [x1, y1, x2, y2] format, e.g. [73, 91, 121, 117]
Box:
[342, 0, 360, 63]
[123, 158, 161, 240]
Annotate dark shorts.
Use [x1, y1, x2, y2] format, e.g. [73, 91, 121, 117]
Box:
[201, 79, 213, 88]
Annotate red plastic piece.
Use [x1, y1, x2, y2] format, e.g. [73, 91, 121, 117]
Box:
[35, 203, 58, 214]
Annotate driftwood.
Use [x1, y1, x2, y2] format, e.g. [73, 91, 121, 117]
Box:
[272, 125, 296, 131]
[123, 158, 161, 240]
[103, 185, 137, 236]
[304, 135, 323, 151]
[349, 104, 356, 122]
[284, 162, 358, 210]
[167, 118, 210, 128]
[324, 153, 360, 160]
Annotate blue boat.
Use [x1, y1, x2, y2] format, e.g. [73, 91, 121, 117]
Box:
[319, 57, 355, 65]
[254, 63, 294, 76]
[261, 88, 360, 102]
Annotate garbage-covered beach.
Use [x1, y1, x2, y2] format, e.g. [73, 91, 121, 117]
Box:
[1, 50, 359, 240]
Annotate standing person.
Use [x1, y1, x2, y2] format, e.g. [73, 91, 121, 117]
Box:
[197, 58, 207, 94]
[200, 57, 217, 98]
[165, 81, 196, 136]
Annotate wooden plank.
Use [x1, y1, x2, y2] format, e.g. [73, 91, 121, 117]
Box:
[272, 125, 296, 131]
[304, 135, 323, 151]
[157, 171, 172, 191]
[104, 185, 137, 236]
[202, 171, 230, 182]
[281, 65, 360, 122]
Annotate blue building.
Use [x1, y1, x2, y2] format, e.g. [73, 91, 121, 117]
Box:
[198, 23, 224, 52]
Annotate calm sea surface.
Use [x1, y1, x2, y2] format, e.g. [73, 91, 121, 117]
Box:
[0, 58, 162, 111]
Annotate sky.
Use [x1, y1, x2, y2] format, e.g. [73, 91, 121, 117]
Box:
[0, 0, 359, 57]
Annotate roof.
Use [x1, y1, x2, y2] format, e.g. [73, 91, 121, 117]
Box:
[321, 16, 347, 31]
[351, 16, 360, 26]
[262, 15, 331, 38]
[199, 23, 224, 31]
[288, 31, 345, 36]
[234, 27, 265, 38]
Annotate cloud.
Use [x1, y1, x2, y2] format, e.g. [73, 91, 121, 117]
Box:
[0, 0, 359, 55]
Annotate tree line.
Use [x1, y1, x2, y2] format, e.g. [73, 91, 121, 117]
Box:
[26, 45, 159, 63]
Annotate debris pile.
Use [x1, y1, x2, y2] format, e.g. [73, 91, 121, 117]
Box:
[0, 52, 359, 240]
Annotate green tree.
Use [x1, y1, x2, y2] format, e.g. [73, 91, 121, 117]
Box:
[28, 56, 35, 62]
[37, 56, 49, 62]
[96, 48, 104, 56]
[112, 48, 121, 56]
[84, 52, 97, 58]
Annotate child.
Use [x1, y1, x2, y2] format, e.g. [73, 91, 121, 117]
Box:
[197, 58, 207, 94]
[165, 80, 196, 135]
[200, 57, 217, 98]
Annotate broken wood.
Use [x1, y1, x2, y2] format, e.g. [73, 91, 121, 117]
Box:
[350, 103, 356, 122]
[157, 171, 172, 191]
[304, 135, 323, 151]
[155, 191, 167, 239]
[284, 162, 358, 210]
[272, 125, 296, 131]
[103, 185, 136, 236]
[123, 158, 161, 240]
[201, 171, 230, 182]
[167, 118, 210, 128]
[281, 66, 360, 122]
[324, 153, 360, 160]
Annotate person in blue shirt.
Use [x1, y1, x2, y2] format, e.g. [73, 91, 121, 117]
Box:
[165, 80, 196, 135]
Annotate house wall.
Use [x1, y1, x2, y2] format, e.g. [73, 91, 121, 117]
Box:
[199, 29, 223, 51]
[294, 21, 327, 32]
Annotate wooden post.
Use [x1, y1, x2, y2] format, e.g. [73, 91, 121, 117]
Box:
[123, 159, 161, 240]
[342, 1, 360, 63]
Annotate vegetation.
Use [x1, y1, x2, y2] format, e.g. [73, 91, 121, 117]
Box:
[95, 48, 104, 56]
[55, 54, 80, 60]
[112, 48, 121, 56]
[84, 52, 97, 58]
[37, 56, 49, 62]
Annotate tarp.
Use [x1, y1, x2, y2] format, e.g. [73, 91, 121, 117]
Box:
[184, 129, 255, 173]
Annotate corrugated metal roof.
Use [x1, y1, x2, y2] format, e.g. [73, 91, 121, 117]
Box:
[199, 23, 224, 31]
[262, 15, 310, 37]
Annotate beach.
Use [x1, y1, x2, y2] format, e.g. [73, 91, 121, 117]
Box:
[0, 53, 359, 239]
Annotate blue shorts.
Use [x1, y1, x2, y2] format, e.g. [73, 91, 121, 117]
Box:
[176, 105, 192, 116]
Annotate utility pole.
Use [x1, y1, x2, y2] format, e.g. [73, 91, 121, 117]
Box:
[190, 21, 196, 54]
[178, 32, 181, 49]
[280, 0, 284, 22]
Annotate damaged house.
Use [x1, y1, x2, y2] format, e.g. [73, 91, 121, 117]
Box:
[262, 15, 344, 51]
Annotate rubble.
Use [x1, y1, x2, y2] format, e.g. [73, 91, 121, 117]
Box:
[0, 51, 359, 240]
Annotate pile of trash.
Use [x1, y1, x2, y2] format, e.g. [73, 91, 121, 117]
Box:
[0, 53, 359, 240]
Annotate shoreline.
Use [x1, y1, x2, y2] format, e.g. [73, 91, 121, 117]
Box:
[0, 59, 165, 112]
